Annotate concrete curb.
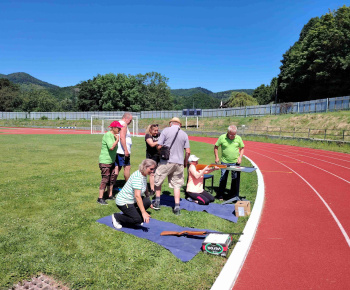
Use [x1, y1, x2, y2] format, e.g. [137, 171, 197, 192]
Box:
[211, 156, 265, 290]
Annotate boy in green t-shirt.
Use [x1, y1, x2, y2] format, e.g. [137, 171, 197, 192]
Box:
[214, 125, 245, 200]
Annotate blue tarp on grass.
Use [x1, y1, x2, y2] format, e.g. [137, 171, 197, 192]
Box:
[97, 215, 212, 262]
[159, 195, 238, 223]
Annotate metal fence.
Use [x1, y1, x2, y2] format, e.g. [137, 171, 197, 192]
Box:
[1, 96, 349, 120]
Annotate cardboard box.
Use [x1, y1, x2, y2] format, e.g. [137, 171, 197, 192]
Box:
[235, 201, 251, 217]
[202, 233, 232, 257]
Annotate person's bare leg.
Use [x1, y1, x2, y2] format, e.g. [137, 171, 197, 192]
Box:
[124, 165, 130, 181]
[114, 165, 121, 189]
[174, 188, 181, 204]
[150, 174, 155, 191]
[114, 166, 120, 181]
[107, 185, 114, 198]
[99, 188, 105, 199]
[155, 185, 162, 198]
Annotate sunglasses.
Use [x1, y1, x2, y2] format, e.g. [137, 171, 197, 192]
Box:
[151, 124, 158, 127]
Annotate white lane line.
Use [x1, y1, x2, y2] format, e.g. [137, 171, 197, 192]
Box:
[211, 156, 265, 290]
[252, 151, 350, 248]
[249, 142, 350, 163]
[252, 148, 350, 184]
[259, 148, 350, 170]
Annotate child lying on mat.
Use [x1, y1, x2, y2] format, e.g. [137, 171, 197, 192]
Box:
[186, 155, 219, 205]
[112, 159, 157, 229]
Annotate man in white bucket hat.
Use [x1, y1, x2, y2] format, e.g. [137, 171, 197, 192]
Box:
[153, 117, 190, 215]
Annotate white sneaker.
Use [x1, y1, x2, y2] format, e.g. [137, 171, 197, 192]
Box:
[111, 214, 122, 229]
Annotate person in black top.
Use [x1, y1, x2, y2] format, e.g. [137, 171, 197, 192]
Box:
[145, 124, 160, 193]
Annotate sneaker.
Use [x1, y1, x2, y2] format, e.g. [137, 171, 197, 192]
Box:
[230, 196, 241, 202]
[111, 214, 122, 229]
[173, 207, 181, 215]
[186, 197, 193, 202]
[97, 198, 108, 205]
[106, 195, 115, 200]
[222, 196, 241, 205]
[152, 200, 161, 210]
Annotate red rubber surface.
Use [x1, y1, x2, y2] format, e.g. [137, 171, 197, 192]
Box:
[189, 137, 350, 289]
[0, 127, 90, 135]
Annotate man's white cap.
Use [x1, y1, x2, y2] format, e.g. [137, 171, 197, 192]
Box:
[188, 155, 200, 162]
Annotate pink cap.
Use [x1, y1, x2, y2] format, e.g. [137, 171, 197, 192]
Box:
[109, 121, 123, 128]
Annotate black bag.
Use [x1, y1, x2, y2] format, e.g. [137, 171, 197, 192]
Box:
[160, 146, 171, 160]
[160, 128, 180, 160]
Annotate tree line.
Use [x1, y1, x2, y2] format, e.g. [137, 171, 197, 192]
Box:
[0, 72, 222, 112]
[198, 6, 350, 107]
[77, 72, 173, 111]
[0, 79, 64, 112]
[253, 5, 350, 104]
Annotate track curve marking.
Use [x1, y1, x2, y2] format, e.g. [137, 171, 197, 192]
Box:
[251, 151, 350, 247]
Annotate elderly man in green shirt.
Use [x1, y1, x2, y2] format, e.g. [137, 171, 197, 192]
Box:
[214, 125, 245, 200]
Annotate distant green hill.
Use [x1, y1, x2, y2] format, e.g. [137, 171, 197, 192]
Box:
[0, 72, 59, 90]
[171, 87, 214, 97]
[1, 72, 254, 107]
[0, 72, 78, 101]
[214, 89, 254, 99]
[170, 87, 254, 100]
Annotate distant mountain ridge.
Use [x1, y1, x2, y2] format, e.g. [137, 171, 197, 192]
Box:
[171, 87, 214, 97]
[0, 72, 254, 102]
[0, 72, 59, 90]
[0, 72, 79, 101]
[170, 86, 254, 99]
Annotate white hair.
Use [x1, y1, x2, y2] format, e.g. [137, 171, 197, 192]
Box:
[122, 112, 133, 120]
[227, 125, 237, 133]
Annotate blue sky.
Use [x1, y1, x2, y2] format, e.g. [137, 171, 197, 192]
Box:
[1, 0, 349, 92]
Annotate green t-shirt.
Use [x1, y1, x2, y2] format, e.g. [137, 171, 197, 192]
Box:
[98, 131, 117, 164]
[215, 134, 244, 163]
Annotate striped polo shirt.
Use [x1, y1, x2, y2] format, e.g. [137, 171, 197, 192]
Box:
[116, 170, 147, 206]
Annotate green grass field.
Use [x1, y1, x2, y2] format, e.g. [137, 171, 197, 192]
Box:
[0, 134, 257, 289]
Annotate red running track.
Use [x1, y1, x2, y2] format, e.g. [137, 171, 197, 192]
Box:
[0, 127, 90, 135]
[189, 136, 350, 289]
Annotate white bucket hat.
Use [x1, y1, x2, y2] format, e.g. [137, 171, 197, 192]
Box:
[188, 155, 200, 162]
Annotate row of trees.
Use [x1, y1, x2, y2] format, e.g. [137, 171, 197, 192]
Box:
[0, 72, 175, 112]
[0, 72, 222, 112]
[253, 5, 350, 104]
[77, 72, 173, 111]
[226, 92, 259, 107]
